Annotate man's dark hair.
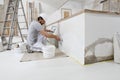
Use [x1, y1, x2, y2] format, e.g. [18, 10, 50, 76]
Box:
[38, 16, 43, 21]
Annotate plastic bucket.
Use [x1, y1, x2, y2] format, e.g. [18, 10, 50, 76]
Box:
[43, 45, 56, 58]
[13, 47, 22, 53]
[19, 42, 27, 53]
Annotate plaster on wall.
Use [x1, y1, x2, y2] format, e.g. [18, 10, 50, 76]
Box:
[85, 38, 113, 64]
[114, 33, 120, 64]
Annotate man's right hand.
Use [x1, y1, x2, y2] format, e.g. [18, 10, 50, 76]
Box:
[55, 36, 61, 41]
[40, 30, 60, 41]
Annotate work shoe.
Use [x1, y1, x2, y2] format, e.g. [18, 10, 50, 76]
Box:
[26, 45, 33, 53]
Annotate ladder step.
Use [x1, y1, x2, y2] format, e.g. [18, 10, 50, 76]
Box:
[7, 11, 17, 14]
[2, 35, 9, 37]
[18, 8, 22, 9]
[5, 19, 12, 22]
[18, 22, 25, 23]
[8, 43, 13, 45]
[7, 12, 13, 14]
[3, 27, 15, 29]
[20, 28, 27, 30]
[8, 5, 15, 8]
[18, 15, 24, 16]
[3, 27, 11, 29]
[10, 0, 16, 2]
[10, 1, 14, 2]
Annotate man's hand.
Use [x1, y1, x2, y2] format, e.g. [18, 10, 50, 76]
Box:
[55, 36, 61, 41]
[45, 29, 54, 33]
[40, 30, 60, 41]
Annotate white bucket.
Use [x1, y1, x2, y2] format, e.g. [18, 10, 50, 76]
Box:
[13, 48, 22, 54]
[43, 45, 56, 58]
[19, 42, 27, 53]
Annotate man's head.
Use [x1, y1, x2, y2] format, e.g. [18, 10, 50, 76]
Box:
[38, 16, 45, 25]
[38, 13, 47, 25]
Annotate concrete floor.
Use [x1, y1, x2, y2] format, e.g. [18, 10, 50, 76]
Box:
[0, 49, 120, 80]
[0, 37, 120, 80]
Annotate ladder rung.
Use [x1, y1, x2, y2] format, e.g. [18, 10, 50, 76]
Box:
[18, 22, 25, 23]
[5, 19, 12, 22]
[18, 15, 24, 16]
[12, 41, 23, 44]
[8, 43, 13, 45]
[3, 27, 10, 29]
[18, 8, 22, 9]
[2, 35, 9, 37]
[4, 27, 15, 29]
[20, 28, 27, 30]
[8, 5, 15, 8]
[8, 42, 20, 45]
[10, 0, 15, 2]
[7, 12, 13, 14]
[7, 11, 17, 14]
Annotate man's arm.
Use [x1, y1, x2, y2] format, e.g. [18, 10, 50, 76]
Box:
[45, 29, 54, 33]
[40, 30, 60, 41]
[43, 25, 53, 33]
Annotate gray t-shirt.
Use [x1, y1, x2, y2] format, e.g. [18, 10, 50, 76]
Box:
[27, 21, 43, 46]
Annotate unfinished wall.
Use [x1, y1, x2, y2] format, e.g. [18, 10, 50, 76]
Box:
[84, 0, 120, 12]
[84, 0, 103, 10]
[102, 0, 120, 12]
[46, 0, 84, 25]
[0, 5, 4, 35]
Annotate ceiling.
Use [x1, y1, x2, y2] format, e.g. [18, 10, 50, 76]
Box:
[40, 0, 84, 10]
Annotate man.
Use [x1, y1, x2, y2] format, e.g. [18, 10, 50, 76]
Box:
[27, 13, 60, 53]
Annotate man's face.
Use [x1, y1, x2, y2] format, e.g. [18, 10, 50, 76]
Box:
[39, 19, 45, 25]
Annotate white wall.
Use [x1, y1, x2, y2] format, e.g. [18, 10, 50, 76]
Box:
[84, 12, 120, 64]
[85, 13, 120, 46]
[47, 13, 85, 65]
[58, 14, 85, 65]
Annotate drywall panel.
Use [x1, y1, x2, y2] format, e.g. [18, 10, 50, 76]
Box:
[59, 13, 85, 65]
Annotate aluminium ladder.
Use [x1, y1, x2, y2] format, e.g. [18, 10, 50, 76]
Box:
[1, 0, 28, 50]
